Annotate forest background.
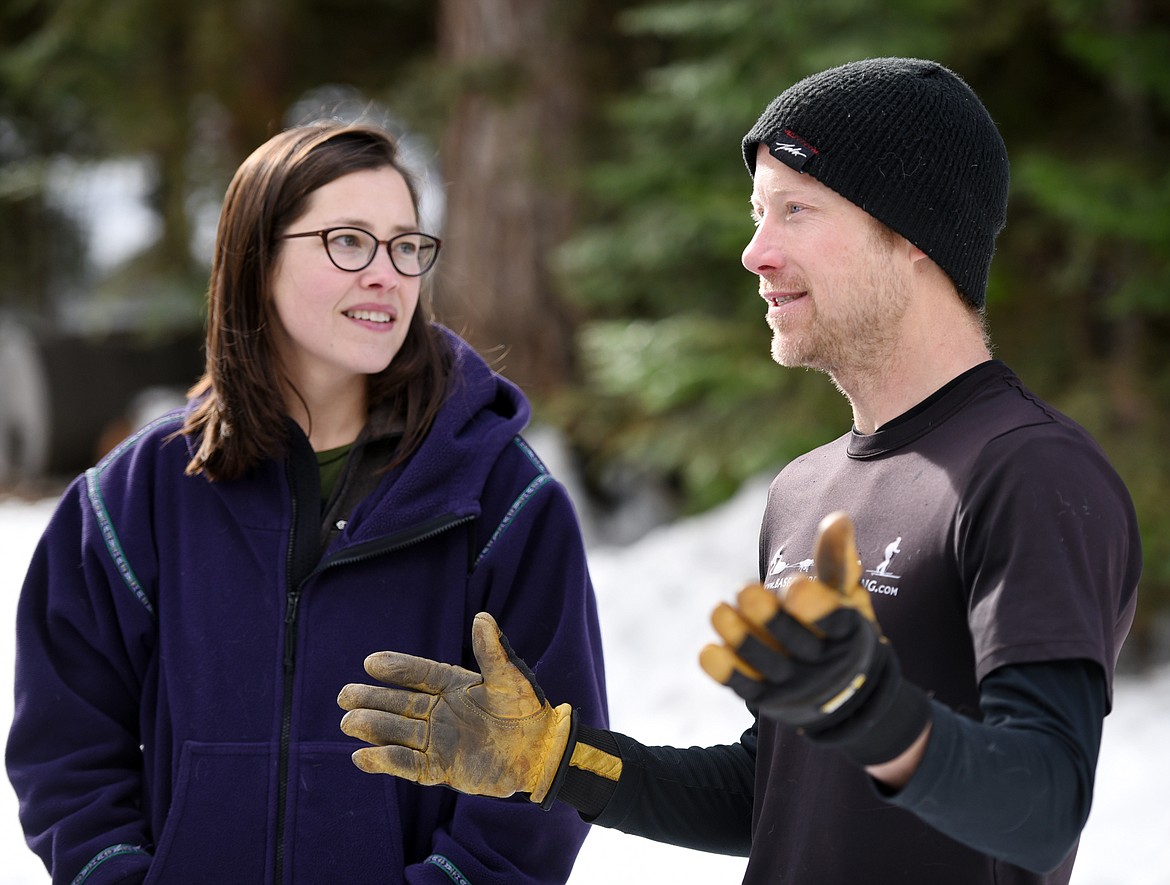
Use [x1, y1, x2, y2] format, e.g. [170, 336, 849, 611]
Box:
[2, 0, 1169, 663]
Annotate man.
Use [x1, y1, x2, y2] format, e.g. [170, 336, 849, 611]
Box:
[338, 57, 1140, 884]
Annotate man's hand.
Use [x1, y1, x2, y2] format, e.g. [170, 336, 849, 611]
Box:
[700, 511, 931, 766]
[338, 612, 574, 807]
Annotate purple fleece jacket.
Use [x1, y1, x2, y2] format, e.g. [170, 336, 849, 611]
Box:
[7, 328, 608, 885]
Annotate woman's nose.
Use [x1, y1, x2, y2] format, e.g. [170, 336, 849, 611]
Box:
[360, 246, 402, 286]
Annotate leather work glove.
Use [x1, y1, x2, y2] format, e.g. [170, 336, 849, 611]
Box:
[337, 612, 575, 808]
[700, 511, 931, 766]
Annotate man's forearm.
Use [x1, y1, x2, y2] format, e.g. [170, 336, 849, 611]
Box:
[866, 721, 932, 788]
[880, 660, 1105, 873]
[558, 725, 756, 857]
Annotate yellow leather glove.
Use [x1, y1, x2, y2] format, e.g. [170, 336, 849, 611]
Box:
[700, 511, 931, 766]
[337, 612, 574, 807]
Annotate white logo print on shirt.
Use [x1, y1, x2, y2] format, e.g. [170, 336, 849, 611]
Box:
[765, 546, 813, 590]
[863, 536, 903, 596]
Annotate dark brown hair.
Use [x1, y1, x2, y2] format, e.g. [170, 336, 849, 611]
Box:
[183, 121, 451, 480]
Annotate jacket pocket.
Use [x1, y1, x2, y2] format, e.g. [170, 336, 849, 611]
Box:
[146, 742, 273, 883]
[283, 741, 407, 884]
[145, 741, 407, 884]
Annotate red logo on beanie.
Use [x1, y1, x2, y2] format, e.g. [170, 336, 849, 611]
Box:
[767, 129, 819, 172]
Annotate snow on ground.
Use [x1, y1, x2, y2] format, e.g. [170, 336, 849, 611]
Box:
[2, 482, 1167, 884]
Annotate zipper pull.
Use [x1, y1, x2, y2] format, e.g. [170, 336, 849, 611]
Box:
[283, 590, 301, 671]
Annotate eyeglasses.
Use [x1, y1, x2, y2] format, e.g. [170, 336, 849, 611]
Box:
[280, 227, 442, 276]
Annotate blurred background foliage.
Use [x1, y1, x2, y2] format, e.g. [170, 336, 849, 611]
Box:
[2, 0, 1168, 657]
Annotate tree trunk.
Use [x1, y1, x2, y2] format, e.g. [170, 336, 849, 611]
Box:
[433, 0, 581, 395]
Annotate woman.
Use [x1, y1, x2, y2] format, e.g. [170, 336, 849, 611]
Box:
[7, 121, 608, 884]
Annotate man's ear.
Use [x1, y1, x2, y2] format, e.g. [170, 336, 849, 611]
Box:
[907, 242, 930, 265]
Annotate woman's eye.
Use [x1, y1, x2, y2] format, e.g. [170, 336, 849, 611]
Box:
[327, 230, 369, 251]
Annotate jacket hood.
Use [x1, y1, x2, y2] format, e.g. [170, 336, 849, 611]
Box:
[179, 325, 531, 543]
[337, 325, 532, 541]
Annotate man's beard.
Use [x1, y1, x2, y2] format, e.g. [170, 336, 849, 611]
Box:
[767, 239, 910, 382]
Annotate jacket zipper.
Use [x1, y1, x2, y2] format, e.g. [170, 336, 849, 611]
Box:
[272, 508, 474, 883]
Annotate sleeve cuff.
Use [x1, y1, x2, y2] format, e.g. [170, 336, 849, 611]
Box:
[554, 723, 621, 817]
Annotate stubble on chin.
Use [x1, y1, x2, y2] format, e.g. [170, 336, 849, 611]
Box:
[769, 327, 797, 367]
[767, 312, 821, 371]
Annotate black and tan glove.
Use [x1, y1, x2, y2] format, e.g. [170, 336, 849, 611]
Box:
[338, 612, 577, 808]
[700, 511, 931, 766]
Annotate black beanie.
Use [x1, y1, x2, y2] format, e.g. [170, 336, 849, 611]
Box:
[742, 57, 1009, 310]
